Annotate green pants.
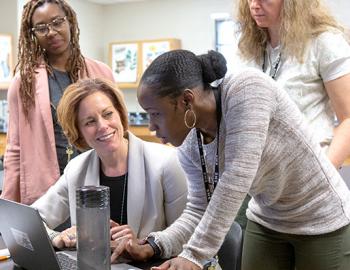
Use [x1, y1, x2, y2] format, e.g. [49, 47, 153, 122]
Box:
[242, 220, 350, 270]
[234, 194, 250, 231]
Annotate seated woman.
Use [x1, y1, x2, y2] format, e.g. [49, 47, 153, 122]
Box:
[31, 78, 188, 256]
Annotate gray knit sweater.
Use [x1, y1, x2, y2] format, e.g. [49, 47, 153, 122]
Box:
[150, 68, 350, 267]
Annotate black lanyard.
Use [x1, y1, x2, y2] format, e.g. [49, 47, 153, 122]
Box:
[262, 50, 281, 80]
[196, 87, 222, 203]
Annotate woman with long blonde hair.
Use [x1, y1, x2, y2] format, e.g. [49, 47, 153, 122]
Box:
[236, 0, 350, 169]
[232, 0, 350, 244]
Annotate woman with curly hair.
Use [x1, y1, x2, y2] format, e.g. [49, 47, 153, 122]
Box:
[236, 0, 350, 169]
[0, 0, 114, 204]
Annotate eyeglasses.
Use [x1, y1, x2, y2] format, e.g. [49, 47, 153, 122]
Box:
[31, 16, 67, 37]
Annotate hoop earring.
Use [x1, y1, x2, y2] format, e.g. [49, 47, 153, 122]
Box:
[184, 109, 197, 129]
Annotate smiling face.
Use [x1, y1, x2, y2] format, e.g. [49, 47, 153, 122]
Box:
[248, 0, 283, 29]
[137, 85, 190, 147]
[31, 2, 71, 60]
[78, 92, 126, 157]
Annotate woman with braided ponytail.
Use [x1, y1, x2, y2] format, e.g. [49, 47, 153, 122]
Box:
[1, 0, 114, 204]
[116, 49, 350, 270]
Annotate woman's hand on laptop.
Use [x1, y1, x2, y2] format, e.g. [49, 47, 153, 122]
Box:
[110, 220, 155, 262]
[110, 220, 136, 242]
[52, 226, 77, 249]
[111, 237, 154, 263]
[110, 220, 153, 262]
[110, 220, 135, 261]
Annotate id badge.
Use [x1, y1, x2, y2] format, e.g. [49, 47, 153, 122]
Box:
[208, 265, 217, 270]
[205, 256, 218, 270]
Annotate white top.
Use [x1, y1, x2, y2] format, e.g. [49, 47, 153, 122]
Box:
[150, 70, 350, 267]
[235, 31, 350, 145]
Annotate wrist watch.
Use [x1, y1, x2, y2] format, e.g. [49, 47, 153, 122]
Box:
[145, 236, 161, 259]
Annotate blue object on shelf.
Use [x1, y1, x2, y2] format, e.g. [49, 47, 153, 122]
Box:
[128, 112, 149, 126]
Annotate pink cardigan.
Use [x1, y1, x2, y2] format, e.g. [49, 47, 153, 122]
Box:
[1, 58, 115, 204]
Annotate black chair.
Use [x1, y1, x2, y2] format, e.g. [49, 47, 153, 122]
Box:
[217, 221, 243, 270]
[339, 166, 350, 189]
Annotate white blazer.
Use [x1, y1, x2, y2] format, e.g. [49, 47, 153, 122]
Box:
[32, 132, 188, 238]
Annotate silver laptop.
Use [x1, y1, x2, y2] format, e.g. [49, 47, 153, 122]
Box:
[0, 198, 142, 270]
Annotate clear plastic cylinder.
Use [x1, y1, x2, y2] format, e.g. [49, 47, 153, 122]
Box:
[76, 186, 110, 270]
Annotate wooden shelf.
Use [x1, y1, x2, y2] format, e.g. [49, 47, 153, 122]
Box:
[344, 157, 350, 166]
[0, 127, 161, 157]
[129, 126, 161, 144]
[0, 133, 6, 156]
[0, 129, 348, 164]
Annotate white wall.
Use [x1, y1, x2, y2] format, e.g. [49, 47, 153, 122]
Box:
[98, 0, 233, 111]
[69, 0, 105, 60]
[325, 0, 350, 28]
[0, 0, 18, 43]
[101, 0, 233, 57]
[0, 0, 18, 96]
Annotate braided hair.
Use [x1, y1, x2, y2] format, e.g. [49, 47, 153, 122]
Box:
[139, 49, 227, 99]
[16, 0, 87, 117]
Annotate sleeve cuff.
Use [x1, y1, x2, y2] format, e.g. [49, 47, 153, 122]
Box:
[43, 222, 60, 241]
[178, 250, 204, 269]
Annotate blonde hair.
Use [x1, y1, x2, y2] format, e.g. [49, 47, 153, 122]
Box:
[57, 78, 128, 151]
[237, 0, 342, 63]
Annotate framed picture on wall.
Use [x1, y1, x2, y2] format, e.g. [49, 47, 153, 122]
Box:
[108, 38, 181, 89]
[0, 34, 13, 89]
[109, 42, 140, 88]
[141, 38, 181, 73]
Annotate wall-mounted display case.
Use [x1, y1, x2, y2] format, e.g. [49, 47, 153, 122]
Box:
[109, 38, 181, 89]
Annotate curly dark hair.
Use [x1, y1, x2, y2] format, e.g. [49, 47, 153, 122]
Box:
[139, 49, 227, 99]
[16, 0, 87, 117]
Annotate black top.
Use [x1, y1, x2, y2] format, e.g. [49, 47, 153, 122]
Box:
[99, 169, 128, 225]
[48, 69, 80, 175]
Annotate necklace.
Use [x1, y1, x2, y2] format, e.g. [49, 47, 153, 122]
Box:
[49, 68, 74, 163]
[262, 49, 282, 80]
[119, 174, 127, 225]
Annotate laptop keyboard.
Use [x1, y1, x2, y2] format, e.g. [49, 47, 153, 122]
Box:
[56, 252, 77, 270]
